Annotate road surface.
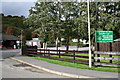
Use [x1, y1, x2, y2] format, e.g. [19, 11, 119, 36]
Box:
[1, 58, 68, 78]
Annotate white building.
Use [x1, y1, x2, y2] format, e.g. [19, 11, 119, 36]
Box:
[26, 38, 41, 48]
[72, 39, 89, 44]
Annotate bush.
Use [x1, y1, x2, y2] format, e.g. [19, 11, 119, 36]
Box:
[47, 42, 60, 47]
[70, 41, 83, 46]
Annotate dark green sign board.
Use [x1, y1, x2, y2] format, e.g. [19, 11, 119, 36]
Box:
[95, 31, 113, 43]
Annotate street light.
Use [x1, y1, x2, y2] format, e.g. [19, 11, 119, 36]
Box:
[87, 0, 92, 68]
[21, 30, 23, 50]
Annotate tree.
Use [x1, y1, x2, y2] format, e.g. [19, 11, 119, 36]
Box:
[72, 2, 88, 49]
[25, 1, 89, 51]
[90, 2, 120, 45]
[25, 1, 120, 51]
[25, 2, 57, 49]
[2, 14, 33, 41]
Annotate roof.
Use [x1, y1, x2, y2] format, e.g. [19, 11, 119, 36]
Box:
[27, 40, 40, 42]
[0, 34, 20, 40]
[114, 38, 120, 41]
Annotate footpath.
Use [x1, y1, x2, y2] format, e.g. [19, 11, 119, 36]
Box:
[10, 56, 119, 78]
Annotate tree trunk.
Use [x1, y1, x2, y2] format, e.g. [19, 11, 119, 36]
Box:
[43, 43, 45, 49]
[43, 42, 47, 49]
[56, 37, 58, 50]
[58, 37, 62, 46]
[45, 42, 47, 49]
[56, 37, 59, 53]
[77, 38, 80, 51]
[66, 37, 69, 53]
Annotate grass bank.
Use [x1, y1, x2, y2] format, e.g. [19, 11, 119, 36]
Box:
[27, 56, 119, 73]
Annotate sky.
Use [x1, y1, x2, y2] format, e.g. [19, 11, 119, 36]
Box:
[0, 0, 119, 18]
[0, 0, 37, 17]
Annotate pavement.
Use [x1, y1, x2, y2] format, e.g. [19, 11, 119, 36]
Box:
[10, 56, 119, 79]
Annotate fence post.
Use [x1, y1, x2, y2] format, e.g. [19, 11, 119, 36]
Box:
[48, 49, 50, 57]
[43, 49, 45, 56]
[39, 49, 41, 55]
[109, 42, 112, 63]
[26, 47, 28, 56]
[109, 55, 112, 63]
[59, 49, 60, 58]
[92, 51, 95, 66]
[73, 50, 75, 60]
[96, 43, 100, 62]
[97, 54, 100, 62]
[97, 43, 99, 51]
[22, 46, 27, 55]
[40, 49, 43, 56]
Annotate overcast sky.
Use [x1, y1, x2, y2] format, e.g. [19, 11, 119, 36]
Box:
[1, 0, 118, 18]
[1, 1, 36, 17]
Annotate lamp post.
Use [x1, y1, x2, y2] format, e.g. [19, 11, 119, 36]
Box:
[21, 30, 23, 50]
[87, 0, 92, 68]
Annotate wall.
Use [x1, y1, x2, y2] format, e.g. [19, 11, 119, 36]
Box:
[95, 41, 120, 52]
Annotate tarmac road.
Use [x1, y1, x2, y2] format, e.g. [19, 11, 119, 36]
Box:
[1, 58, 119, 80]
[1, 58, 68, 78]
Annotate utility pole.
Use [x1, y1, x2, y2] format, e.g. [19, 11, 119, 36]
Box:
[21, 30, 23, 51]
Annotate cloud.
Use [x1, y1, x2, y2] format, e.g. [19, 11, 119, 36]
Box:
[1, 0, 37, 2]
[1, 2, 35, 17]
[0, 3, 2, 13]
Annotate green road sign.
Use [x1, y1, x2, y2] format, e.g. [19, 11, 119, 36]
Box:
[95, 31, 113, 43]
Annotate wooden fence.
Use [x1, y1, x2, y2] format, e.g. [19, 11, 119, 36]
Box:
[27, 48, 89, 64]
[25, 48, 120, 67]
[93, 51, 120, 67]
[95, 41, 120, 52]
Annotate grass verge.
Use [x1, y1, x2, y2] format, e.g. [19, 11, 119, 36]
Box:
[26, 56, 119, 73]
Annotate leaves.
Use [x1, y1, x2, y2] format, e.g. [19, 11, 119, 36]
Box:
[25, 1, 120, 46]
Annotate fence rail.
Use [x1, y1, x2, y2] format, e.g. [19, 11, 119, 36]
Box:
[25, 48, 120, 67]
[93, 51, 120, 67]
[27, 48, 89, 53]
[27, 48, 89, 64]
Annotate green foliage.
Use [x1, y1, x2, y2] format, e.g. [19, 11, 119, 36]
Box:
[2, 14, 33, 40]
[70, 41, 83, 46]
[25, 2, 89, 50]
[24, 1, 120, 48]
[2, 15, 24, 35]
[23, 29, 32, 40]
[90, 2, 120, 42]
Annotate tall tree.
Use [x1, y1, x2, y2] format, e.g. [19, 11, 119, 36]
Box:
[90, 2, 120, 45]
